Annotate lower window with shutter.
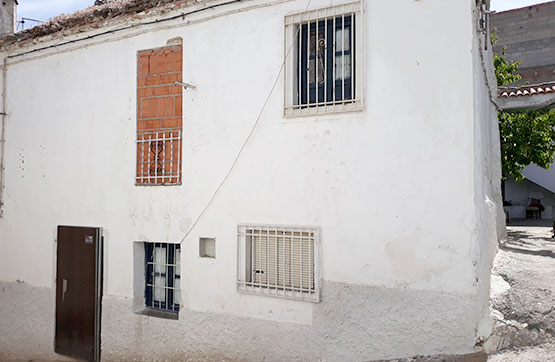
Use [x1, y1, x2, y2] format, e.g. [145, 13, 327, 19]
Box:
[237, 225, 320, 302]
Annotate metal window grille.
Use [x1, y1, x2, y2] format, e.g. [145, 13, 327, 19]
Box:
[145, 242, 181, 312]
[237, 225, 319, 302]
[284, 2, 363, 116]
[136, 129, 182, 185]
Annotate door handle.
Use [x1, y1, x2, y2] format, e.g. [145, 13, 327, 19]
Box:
[62, 278, 68, 304]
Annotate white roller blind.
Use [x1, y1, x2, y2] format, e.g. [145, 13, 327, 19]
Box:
[249, 229, 315, 292]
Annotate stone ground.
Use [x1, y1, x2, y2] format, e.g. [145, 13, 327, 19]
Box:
[486, 218, 555, 362]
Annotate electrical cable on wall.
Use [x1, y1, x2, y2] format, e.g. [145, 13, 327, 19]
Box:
[476, 4, 501, 112]
[178, 0, 314, 244]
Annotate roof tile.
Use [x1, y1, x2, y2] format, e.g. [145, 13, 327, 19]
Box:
[498, 82, 555, 98]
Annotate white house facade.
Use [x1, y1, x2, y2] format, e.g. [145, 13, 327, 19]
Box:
[0, 0, 504, 361]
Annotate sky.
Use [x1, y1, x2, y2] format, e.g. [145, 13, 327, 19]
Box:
[490, 0, 551, 11]
[14, 0, 553, 30]
[17, 0, 92, 30]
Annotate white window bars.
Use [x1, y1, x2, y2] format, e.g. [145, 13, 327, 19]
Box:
[237, 224, 320, 302]
[145, 242, 181, 313]
[136, 129, 182, 185]
[284, 1, 363, 116]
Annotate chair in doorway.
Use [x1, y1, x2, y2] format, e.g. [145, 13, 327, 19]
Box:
[526, 197, 544, 219]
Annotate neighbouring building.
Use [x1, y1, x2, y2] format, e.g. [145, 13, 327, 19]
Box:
[492, 1, 555, 221]
[491, 1, 555, 85]
[0, 0, 17, 36]
[0, 0, 504, 361]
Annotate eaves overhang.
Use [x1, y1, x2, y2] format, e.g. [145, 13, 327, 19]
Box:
[498, 82, 555, 110]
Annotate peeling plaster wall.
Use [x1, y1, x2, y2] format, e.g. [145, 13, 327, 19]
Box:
[0, 0, 498, 360]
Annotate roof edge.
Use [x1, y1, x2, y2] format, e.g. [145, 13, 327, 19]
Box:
[1, 0, 200, 49]
[493, 0, 555, 15]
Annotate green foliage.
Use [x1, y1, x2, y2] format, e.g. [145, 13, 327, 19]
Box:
[499, 110, 555, 181]
[492, 32, 555, 181]
[494, 47, 521, 87]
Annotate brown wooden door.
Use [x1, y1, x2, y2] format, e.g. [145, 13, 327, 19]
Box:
[55, 226, 103, 362]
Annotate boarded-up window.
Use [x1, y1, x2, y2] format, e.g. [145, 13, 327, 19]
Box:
[136, 45, 183, 185]
[237, 225, 319, 302]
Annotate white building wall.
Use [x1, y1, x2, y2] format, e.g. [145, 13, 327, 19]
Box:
[0, 0, 500, 360]
[504, 157, 555, 221]
[523, 159, 555, 194]
[505, 176, 555, 220]
[506, 176, 555, 207]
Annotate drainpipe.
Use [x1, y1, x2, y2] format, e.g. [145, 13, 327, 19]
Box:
[0, 55, 7, 217]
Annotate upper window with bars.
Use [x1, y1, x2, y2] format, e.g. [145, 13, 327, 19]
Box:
[237, 225, 320, 302]
[284, 2, 362, 116]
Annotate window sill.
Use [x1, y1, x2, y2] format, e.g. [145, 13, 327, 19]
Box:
[134, 307, 179, 320]
[134, 182, 183, 187]
[237, 283, 320, 303]
[283, 100, 363, 118]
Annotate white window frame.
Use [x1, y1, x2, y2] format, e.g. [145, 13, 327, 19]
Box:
[284, 1, 363, 117]
[237, 224, 320, 302]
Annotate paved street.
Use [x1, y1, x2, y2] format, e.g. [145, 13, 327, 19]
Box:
[487, 219, 555, 361]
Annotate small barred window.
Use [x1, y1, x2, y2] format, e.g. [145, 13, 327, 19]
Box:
[144, 242, 181, 313]
[237, 225, 320, 302]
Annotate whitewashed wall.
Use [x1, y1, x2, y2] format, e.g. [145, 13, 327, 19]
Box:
[0, 0, 501, 360]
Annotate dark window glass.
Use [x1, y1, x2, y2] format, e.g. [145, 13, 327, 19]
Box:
[298, 15, 354, 106]
[145, 242, 180, 312]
